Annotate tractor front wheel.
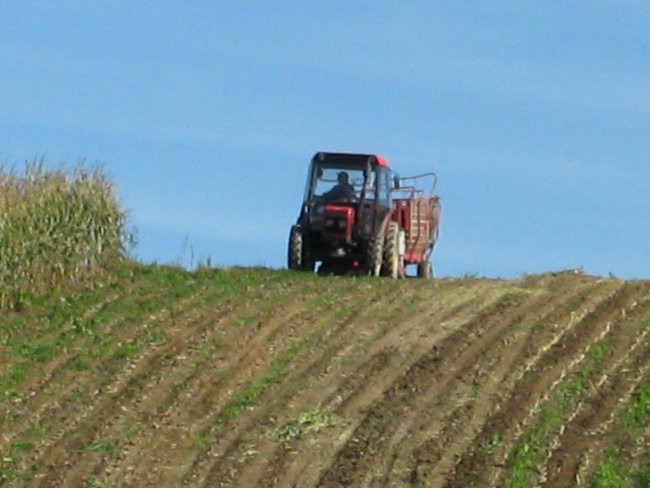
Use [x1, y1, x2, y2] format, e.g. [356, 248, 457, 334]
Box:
[288, 226, 314, 272]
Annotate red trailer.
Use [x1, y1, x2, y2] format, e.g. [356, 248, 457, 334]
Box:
[391, 173, 441, 278]
[288, 152, 441, 278]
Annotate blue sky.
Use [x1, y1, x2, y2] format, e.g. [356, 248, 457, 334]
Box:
[2, 2, 648, 278]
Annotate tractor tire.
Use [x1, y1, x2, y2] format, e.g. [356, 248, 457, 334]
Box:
[288, 226, 313, 272]
[417, 261, 433, 279]
[365, 232, 384, 277]
[382, 221, 401, 279]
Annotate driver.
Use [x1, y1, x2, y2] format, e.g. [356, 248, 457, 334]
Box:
[323, 171, 356, 202]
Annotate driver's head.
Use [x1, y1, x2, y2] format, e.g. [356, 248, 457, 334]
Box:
[337, 171, 349, 184]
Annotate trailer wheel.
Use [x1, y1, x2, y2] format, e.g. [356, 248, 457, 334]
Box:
[366, 232, 384, 277]
[382, 221, 401, 279]
[417, 261, 433, 279]
[288, 226, 314, 272]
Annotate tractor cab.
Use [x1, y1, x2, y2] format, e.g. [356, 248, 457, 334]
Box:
[302, 152, 393, 236]
[290, 152, 396, 274]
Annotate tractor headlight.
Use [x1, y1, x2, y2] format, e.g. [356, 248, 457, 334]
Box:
[338, 219, 347, 229]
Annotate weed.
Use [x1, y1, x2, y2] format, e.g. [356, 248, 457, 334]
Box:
[624, 379, 650, 430]
[113, 342, 140, 360]
[70, 358, 91, 371]
[85, 476, 107, 487]
[592, 446, 627, 488]
[631, 461, 650, 488]
[9, 440, 32, 453]
[12, 340, 58, 363]
[590, 340, 612, 361]
[277, 408, 335, 441]
[87, 441, 116, 454]
[24, 421, 46, 441]
[6, 363, 27, 383]
[505, 440, 540, 488]
[479, 432, 503, 455]
[0, 456, 18, 483]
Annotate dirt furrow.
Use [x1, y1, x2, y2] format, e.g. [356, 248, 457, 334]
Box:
[398, 279, 608, 487]
[542, 292, 650, 486]
[190, 280, 408, 487]
[67, 296, 307, 486]
[53, 276, 328, 488]
[493, 283, 649, 488]
[0, 292, 121, 432]
[26, 299, 230, 486]
[446, 280, 640, 487]
[1, 289, 196, 456]
[5, 267, 649, 488]
[8, 287, 212, 487]
[312, 283, 559, 488]
[23, 274, 290, 487]
[249, 281, 505, 488]
[329, 282, 505, 418]
[105, 279, 340, 487]
[550, 348, 650, 487]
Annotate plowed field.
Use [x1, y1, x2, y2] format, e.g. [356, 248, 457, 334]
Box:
[1, 265, 649, 487]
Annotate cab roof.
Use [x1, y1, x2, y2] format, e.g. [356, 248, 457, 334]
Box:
[313, 151, 391, 169]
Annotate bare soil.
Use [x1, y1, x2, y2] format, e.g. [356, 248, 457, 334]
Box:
[2, 267, 649, 487]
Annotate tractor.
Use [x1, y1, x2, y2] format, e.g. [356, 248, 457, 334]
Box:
[288, 151, 441, 278]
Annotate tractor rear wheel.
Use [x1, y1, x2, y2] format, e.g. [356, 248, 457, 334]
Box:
[417, 261, 433, 279]
[288, 226, 314, 272]
[382, 221, 401, 279]
[365, 232, 384, 277]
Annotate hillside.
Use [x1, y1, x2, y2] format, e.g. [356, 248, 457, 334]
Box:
[1, 264, 649, 487]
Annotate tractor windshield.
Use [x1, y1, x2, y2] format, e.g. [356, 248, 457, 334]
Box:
[313, 167, 366, 202]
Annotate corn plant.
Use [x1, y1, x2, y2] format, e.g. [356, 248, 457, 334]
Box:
[0, 160, 133, 309]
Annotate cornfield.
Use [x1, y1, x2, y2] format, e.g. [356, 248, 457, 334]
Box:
[0, 161, 132, 309]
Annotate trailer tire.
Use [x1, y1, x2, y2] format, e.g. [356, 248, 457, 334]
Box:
[382, 221, 401, 279]
[417, 261, 433, 279]
[288, 226, 313, 272]
[366, 232, 384, 277]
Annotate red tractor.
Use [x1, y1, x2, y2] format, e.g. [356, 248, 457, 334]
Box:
[288, 151, 441, 278]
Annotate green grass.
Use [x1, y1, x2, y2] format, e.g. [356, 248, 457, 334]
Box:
[591, 449, 650, 488]
[592, 446, 627, 488]
[624, 378, 650, 431]
[87, 441, 117, 454]
[84, 476, 108, 487]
